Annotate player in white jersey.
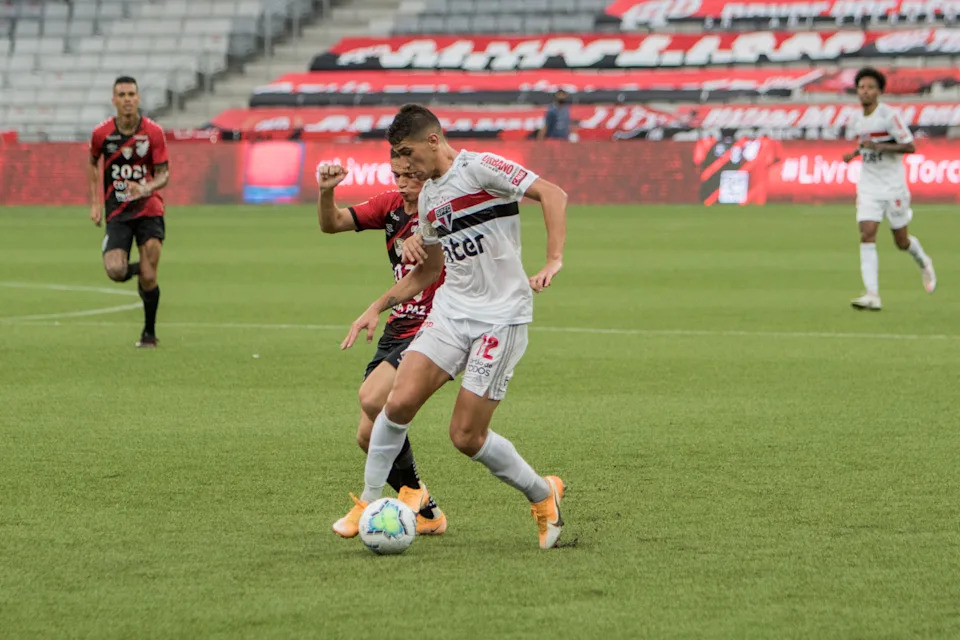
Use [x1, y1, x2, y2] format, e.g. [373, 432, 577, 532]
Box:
[336, 104, 569, 549]
[842, 67, 936, 311]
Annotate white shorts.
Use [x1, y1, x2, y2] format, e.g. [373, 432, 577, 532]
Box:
[406, 312, 528, 401]
[856, 193, 913, 230]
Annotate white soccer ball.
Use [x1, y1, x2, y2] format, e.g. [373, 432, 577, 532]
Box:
[358, 498, 417, 555]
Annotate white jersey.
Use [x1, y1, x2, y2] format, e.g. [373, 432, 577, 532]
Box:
[418, 150, 539, 325]
[848, 102, 913, 199]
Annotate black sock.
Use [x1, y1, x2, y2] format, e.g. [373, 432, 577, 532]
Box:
[386, 436, 422, 492]
[138, 284, 160, 336]
[385, 437, 440, 517]
[121, 262, 140, 282]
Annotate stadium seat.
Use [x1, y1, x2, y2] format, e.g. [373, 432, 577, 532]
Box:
[443, 15, 474, 33]
[14, 21, 41, 38]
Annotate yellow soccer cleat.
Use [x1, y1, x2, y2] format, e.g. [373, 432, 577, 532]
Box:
[531, 476, 565, 549]
[332, 493, 367, 538]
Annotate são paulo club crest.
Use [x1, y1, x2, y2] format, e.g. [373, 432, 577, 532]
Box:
[433, 202, 453, 230]
[121, 146, 133, 160]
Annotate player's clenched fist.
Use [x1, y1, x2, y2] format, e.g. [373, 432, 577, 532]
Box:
[90, 203, 103, 226]
[317, 163, 348, 189]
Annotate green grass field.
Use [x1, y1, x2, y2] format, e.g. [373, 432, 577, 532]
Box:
[1, 203, 958, 639]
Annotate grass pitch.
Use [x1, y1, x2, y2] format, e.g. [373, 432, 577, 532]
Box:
[1, 204, 958, 639]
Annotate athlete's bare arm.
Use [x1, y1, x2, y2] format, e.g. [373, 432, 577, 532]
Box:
[316, 163, 357, 233]
[523, 177, 567, 292]
[861, 140, 915, 154]
[341, 243, 444, 349]
[88, 157, 102, 226]
[126, 163, 169, 201]
[842, 148, 861, 163]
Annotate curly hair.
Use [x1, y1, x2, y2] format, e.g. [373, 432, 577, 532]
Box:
[854, 67, 886, 92]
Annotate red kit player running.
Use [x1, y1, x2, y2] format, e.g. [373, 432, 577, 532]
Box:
[88, 76, 170, 347]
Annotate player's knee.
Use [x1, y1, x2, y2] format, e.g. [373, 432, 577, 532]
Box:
[449, 423, 484, 457]
[383, 394, 417, 425]
[894, 236, 911, 250]
[105, 264, 126, 281]
[358, 389, 384, 423]
[860, 232, 876, 244]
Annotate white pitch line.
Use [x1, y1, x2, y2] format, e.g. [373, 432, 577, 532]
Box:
[0, 303, 143, 322]
[0, 281, 140, 322]
[4, 318, 958, 342]
[0, 281, 138, 297]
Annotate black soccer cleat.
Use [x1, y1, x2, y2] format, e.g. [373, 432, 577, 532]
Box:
[135, 332, 159, 349]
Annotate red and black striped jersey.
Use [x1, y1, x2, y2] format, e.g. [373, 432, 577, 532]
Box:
[694, 136, 782, 205]
[90, 116, 169, 222]
[349, 191, 443, 339]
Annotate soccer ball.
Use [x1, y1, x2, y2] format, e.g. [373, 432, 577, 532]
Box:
[358, 498, 417, 555]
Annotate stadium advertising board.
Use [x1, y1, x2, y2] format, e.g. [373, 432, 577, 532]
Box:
[2, 140, 958, 206]
[603, 0, 960, 28]
[312, 29, 960, 71]
[249, 69, 821, 106]
[210, 102, 960, 140]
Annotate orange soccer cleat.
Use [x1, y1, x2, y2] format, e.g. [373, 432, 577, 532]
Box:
[531, 476, 565, 549]
[332, 493, 368, 538]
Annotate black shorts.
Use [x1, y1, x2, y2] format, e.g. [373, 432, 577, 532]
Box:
[102, 216, 165, 255]
[363, 332, 415, 379]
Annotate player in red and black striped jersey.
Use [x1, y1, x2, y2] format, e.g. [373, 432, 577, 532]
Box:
[317, 151, 447, 536]
[88, 76, 171, 348]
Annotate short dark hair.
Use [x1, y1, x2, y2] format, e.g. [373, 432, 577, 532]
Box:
[386, 104, 442, 145]
[114, 76, 138, 88]
[854, 67, 886, 92]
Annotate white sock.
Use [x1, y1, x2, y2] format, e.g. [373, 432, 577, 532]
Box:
[860, 243, 879, 295]
[361, 411, 409, 503]
[471, 431, 550, 503]
[907, 235, 929, 268]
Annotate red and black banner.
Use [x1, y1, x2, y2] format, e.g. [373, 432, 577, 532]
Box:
[210, 102, 960, 140]
[250, 68, 823, 107]
[312, 29, 960, 71]
[603, 0, 960, 29]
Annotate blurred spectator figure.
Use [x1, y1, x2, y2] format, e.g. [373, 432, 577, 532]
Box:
[537, 90, 571, 141]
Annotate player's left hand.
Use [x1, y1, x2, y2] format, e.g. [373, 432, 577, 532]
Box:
[529, 259, 562, 292]
[124, 181, 151, 200]
[401, 233, 428, 264]
[341, 306, 380, 350]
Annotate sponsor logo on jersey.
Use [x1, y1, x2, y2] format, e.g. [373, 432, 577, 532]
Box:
[135, 139, 150, 158]
[106, 135, 121, 141]
[442, 233, 486, 263]
[481, 155, 515, 175]
[106, 143, 118, 153]
[511, 169, 528, 186]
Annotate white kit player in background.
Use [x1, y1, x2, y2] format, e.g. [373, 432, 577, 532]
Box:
[339, 104, 569, 549]
[843, 67, 936, 311]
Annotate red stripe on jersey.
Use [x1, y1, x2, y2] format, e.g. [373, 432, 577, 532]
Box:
[427, 190, 497, 224]
[450, 190, 496, 212]
[869, 131, 893, 139]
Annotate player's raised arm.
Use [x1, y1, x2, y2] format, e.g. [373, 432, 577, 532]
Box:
[341, 243, 444, 350]
[316, 163, 357, 233]
[523, 178, 568, 292]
